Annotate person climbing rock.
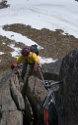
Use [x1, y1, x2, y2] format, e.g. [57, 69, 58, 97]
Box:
[16, 46, 41, 82]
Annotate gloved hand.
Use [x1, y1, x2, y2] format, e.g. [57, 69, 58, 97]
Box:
[11, 62, 18, 69]
[11, 62, 18, 74]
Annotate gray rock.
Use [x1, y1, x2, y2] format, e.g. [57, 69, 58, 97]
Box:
[0, 78, 23, 125]
[42, 59, 62, 80]
[58, 49, 78, 125]
[10, 77, 25, 111]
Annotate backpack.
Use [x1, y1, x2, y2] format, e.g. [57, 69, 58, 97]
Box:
[30, 44, 39, 55]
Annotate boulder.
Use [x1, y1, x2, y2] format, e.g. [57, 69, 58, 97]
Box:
[58, 49, 78, 125]
[26, 76, 48, 124]
[10, 76, 25, 111]
[42, 59, 62, 80]
[0, 72, 23, 125]
[0, 58, 62, 125]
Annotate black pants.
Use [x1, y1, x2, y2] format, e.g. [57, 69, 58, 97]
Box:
[21, 62, 37, 97]
[21, 62, 35, 79]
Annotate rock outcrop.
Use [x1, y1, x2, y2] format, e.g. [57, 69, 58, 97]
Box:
[1, 49, 78, 125]
[0, 1, 10, 9]
[58, 49, 78, 125]
[42, 59, 62, 81]
[0, 59, 62, 125]
[0, 72, 23, 125]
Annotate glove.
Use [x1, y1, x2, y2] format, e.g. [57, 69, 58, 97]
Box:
[11, 62, 18, 69]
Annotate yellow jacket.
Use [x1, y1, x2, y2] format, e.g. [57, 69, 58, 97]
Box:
[16, 52, 39, 64]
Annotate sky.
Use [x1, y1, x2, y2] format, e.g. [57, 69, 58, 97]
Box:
[0, 0, 78, 64]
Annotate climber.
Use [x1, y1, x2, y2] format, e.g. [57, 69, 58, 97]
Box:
[16, 46, 41, 82]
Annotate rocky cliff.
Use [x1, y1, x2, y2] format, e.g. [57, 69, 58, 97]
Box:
[0, 50, 78, 125]
[58, 49, 78, 125]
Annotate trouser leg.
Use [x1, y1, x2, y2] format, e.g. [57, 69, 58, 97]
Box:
[22, 63, 34, 96]
[21, 62, 27, 79]
[25, 63, 34, 82]
[28, 63, 41, 78]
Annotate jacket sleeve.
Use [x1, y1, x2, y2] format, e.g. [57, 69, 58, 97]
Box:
[16, 55, 26, 64]
[32, 53, 42, 67]
[32, 53, 39, 62]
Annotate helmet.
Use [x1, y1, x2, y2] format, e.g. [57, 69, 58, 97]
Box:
[21, 47, 30, 56]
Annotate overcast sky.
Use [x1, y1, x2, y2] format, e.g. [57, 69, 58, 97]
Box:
[0, 0, 78, 63]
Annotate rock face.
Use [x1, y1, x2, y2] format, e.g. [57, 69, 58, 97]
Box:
[0, 1, 10, 9]
[0, 72, 23, 125]
[58, 49, 78, 125]
[0, 70, 49, 125]
[1, 50, 78, 125]
[42, 59, 62, 81]
[75, 0, 78, 2]
[27, 76, 48, 124]
[0, 60, 62, 125]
